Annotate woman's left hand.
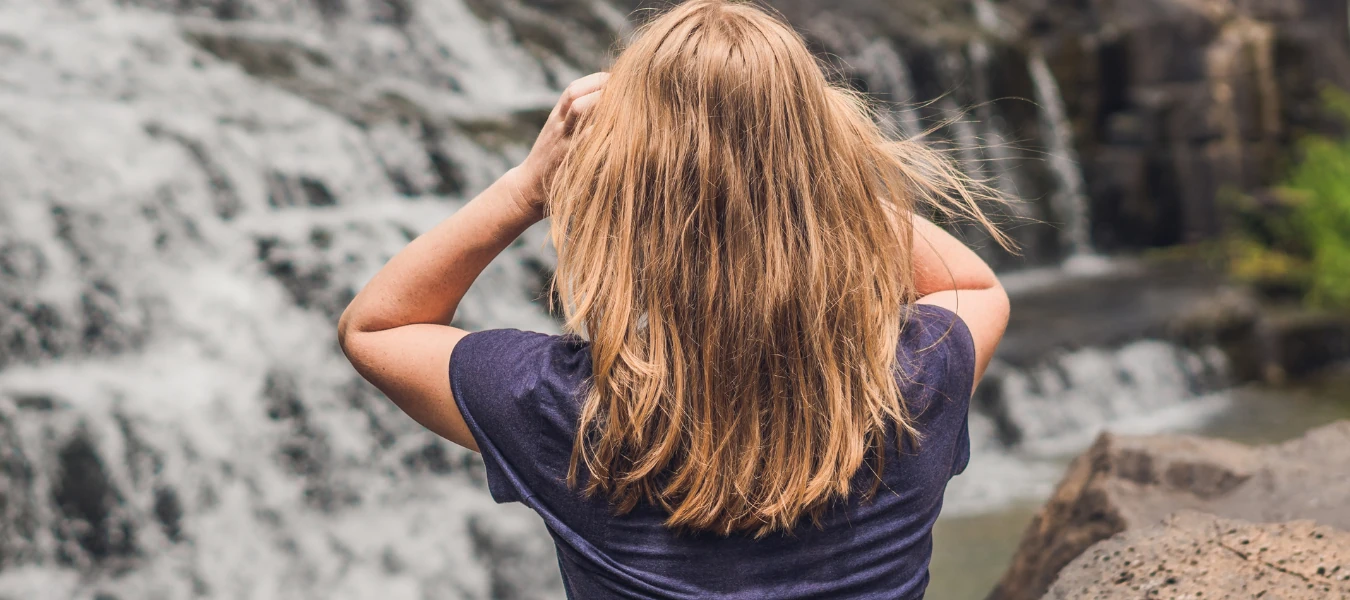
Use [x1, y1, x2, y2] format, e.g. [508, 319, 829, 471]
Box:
[512, 72, 610, 217]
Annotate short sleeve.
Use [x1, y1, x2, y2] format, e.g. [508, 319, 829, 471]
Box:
[950, 404, 972, 477]
[449, 328, 560, 504]
[905, 304, 977, 478]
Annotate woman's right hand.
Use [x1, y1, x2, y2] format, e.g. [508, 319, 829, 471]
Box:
[512, 72, 610, 218]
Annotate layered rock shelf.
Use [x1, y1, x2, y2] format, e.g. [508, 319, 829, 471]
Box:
[1045, 512, 1350, 599]
[990, 421, 1350, 600]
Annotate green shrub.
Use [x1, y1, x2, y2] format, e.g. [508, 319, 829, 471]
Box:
[1229, 89, 1350, 309]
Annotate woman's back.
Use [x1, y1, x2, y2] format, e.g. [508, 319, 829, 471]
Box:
[451, 305, 975, 599]
[339, 1, 1011, 597]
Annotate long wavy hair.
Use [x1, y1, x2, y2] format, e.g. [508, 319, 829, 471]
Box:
[548, 0, 1007, 537]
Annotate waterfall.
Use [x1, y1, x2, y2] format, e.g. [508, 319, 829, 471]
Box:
[1028, 51, 1097, 260]
[940, 94, 986, 179]
[0, 0, 615, 597]
[972, 0, 1007, 37]
[944, 340, 1233, 515]
[967, 0, 1020, 199]
[807, 14, 924, 141]
[861, 40, 926, 141]
[967, 41, 1019, 198]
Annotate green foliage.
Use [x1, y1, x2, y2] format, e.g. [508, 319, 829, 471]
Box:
[1228, 88, 1350, 309]
[1287, 141, 1350, 307]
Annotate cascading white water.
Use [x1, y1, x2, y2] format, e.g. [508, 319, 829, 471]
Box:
[967, 42, 1020, 198]
[940, 95, 987, 180]
[807, 14, 925, 141]
[992, 342, 1230, 452]
[1028, 50, 1097, 259]
[967, 0, 1022, 200]
[943, 340, 1233, 515]
[972, 0, 1010, 38]
[0, 0, 605, 597]
[860, 40, 926, 141]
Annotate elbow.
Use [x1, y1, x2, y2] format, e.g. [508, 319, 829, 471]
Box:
[336, 304, 360, 356]
[992, 282, 1011, 331]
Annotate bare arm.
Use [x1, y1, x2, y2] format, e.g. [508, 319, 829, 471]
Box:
[337, 170, 539, 450]
[338, 73, 609, 451]
[910, 215, 1009, 389]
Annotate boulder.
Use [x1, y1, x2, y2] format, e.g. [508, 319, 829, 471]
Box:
[989, 421, 1350, 600]
[1043, 511, 1350, 599]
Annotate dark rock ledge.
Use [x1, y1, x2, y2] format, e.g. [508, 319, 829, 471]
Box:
[1001, 258, 1350, 380]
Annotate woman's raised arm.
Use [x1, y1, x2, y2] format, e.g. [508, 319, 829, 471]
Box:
[337, 73, 608, 450]
[910, 215, 1009, 389]
[336, 169, 540, 450]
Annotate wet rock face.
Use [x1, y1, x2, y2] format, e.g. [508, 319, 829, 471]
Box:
[990, 421, 1350, 600]
[1044, 512, 1350, 599]
[697, 0, 1350, 259]
[1010, 0, 1350, 248]
[765, 0, 1350, 253]
[51, 434, 137, 566]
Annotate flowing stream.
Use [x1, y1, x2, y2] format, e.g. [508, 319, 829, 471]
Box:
[945, 336, 1233, 516]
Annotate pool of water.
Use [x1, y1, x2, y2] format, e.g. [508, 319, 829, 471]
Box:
[925, 365, 1350, 599]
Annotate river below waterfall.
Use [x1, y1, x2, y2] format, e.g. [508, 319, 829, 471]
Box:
[927, 364, 1350, 600]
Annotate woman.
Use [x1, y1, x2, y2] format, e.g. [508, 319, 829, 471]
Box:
[339, 1, 1010, 597]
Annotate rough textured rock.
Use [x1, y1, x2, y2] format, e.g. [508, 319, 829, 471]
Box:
[990, 421, 1350, 600]
[1009, 0, 1350, 248]
[709, 0, 1350, 255]
[1043, 511, 1350, 600]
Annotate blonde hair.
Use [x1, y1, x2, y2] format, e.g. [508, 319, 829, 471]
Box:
[548, 0, 1007, 537]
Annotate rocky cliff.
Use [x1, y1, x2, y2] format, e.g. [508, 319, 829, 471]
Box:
[1012, 0, 1350, 248]
[758, 0, 1350, 253]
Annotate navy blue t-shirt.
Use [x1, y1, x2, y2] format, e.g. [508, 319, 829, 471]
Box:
[449, 304, 975, 599]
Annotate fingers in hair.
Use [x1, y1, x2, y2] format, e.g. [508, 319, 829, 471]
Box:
[560, 72, 610, 119]
[565, 91, 603, 133]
